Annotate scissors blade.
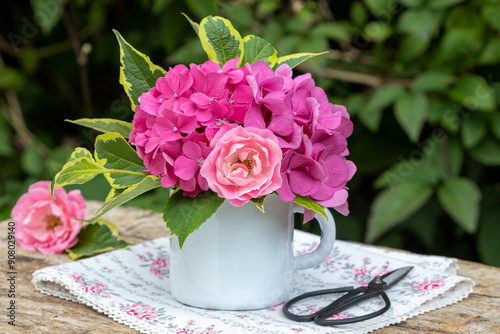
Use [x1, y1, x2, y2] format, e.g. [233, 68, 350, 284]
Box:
[380, 266, 413, 289]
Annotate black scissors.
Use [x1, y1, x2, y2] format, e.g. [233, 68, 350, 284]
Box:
[283, 266, 413, 326]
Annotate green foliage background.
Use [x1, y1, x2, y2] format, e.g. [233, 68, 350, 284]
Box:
[1, 0, 499, 266]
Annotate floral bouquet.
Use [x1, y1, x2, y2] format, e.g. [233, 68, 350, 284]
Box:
[50, 15, 356, 248]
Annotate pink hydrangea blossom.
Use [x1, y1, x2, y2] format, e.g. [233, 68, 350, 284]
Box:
[129, 58, 355, 214]
[200, 125, 282, 206]
[130, 58, 250, 197]
[11, 181, 86, 255]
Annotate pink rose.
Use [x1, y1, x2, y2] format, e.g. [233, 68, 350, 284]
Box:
[200, 125, 282, 206]
[11, 181, 86, 255]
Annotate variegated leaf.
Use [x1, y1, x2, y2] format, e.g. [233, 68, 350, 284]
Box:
[242, 35, 278, 67]
[87, 175, 161, 223]
[275, 52, 328, 69]
[293, 195, 328, 219]
[94, 132, 147, 189]
[198, 16, 244, 66]
[182, 13, 199, 35]
[69, 147, 93, 161]
[113, 29, 166, 111]
[67, 118, 133, 139]
[51, 156, 107, 196]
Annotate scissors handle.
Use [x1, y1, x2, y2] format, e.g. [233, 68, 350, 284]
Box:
[282, 287, 355, 322]
[314, 288, 391, 326]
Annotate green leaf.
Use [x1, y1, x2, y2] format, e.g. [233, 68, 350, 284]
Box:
[182, 13, 200, 35]
[482, 4, 500, 32]
[51, 156, 107, 196]
[221, 4, 253, 28]
[411, 71, 454, 92]
[427, 0, 465, 8]
[164, 190, 224, 248]
[495, 84, 500, 106]
[479, 38, 500, 65]
[69, 147, 93, 161]
[30, 0, 62, 35]
[293, 195, 328, 219]
[358, 108, 383, 133]
[104, 187, 124, 202]
[448, 75, 496, 112]
[394, 90, 428, 142]
[428, 97, 460, 133]
[275, 52, 328, 69]
[404, 200, 441, 250]
[399, 0, 425, 8]
[94, 133, 147, 188]
[365, 84, 405, 112]
[67, 118, 133, 138]
[350, 2, 368, 26]
[398, 9, 439, 41]
[345, 93, 367, 116]
[88, 175, 161, 223]
[440, 29, 481, 56]
[491, 114, 500, 141]
[0, 67, 25, 90]
[67, 219, 130, 260]
[446, 135, 464, 178]
[113, 30, 166, 111]
[437, 178, 481, 233]
[241, 35, 278, 67]
[366, 180, 433, 242]
[375, 134, 463, 188]
[423, 134, 463, 181]
[396, 35, 429, 61]
[20, 48, 38, 73]
[151, 0, 174, 15]
[360, 84, 404, 132]
[445, 7, 482, 32]
[364, 22, 392, 43]
[373, 158, 441, 189]
[469, 137, 500, 166]
[21, 142, 43, 176]
[312, 23, 352, 42]
[198, 16, 244, 66]
[364, 0, 396, 19]
[0, 132, 13, 157]
[478, 207, 500, 267]
[184, 0, 216, 18]
[461, 114, 487, 149]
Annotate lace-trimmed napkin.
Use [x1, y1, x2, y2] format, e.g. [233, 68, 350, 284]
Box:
[32, 230, 474, 334]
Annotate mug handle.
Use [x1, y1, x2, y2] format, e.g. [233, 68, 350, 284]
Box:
[292, 204, 336, 270]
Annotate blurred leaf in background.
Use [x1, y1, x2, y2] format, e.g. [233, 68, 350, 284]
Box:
[1, 0, 499, 267]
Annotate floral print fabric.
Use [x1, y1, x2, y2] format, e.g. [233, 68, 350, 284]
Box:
[32, 231, 474, 334]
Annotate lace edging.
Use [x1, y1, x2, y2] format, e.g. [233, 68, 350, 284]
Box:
[32, 270, 163, 334]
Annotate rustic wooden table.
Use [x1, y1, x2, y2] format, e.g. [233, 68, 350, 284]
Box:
[1, 201, 499, 334]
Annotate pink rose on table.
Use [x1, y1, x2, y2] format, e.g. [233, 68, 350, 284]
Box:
[11, 181, 86, 255]
[200, 125, 282, 206]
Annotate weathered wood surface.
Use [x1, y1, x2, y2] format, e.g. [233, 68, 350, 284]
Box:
[1, 201, 499, 334]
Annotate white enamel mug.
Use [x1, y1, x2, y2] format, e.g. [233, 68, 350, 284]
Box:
[169, 194, 336, 310]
